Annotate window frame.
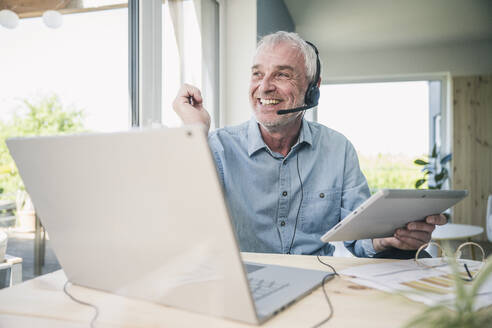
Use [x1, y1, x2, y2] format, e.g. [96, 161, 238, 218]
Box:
[130, 0, 223, 128]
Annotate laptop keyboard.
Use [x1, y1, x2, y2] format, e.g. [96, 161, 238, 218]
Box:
[248, 277, 290, 301]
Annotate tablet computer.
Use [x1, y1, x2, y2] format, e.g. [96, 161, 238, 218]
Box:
[320, 189, 468, 242]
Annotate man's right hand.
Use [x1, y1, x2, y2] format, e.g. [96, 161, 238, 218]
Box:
[172, 84, 211, 133]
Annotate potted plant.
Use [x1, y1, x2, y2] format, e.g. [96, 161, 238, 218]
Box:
[414, 144, 452, 190]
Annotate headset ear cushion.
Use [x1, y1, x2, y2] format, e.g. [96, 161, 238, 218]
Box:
[305, 85, 320, 107]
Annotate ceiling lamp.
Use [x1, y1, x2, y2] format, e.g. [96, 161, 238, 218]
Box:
[0, 9, 63, 29]
[0, 9, 19, 29]
[42, 10, 63, 29]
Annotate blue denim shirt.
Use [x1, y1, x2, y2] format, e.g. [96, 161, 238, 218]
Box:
[208, 117, 376, 257]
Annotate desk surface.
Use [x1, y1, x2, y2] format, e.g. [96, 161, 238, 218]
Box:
[0, 253, 430, 328]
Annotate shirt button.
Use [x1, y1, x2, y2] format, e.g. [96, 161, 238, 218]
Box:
[280, 220, 286, 226]
[319, 193, 325, 198]
[282, 191, 288, 197]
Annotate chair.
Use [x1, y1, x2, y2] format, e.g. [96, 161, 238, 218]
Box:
[332, 241, 355, 257]
[0, 231, 23, 288]
[487, 194, 492, 242]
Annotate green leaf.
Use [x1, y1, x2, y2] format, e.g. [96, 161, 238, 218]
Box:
[470, 256, 492, 300]
[425, 166, 435, 174]
[441, 170, 448, 180]
[404, 244, 492, 328]
[431, 144, 438, 158]
[415, 179, 426, 188]
[414, 159, 429, 165]
[440, 154, 452, 165]
[435, 172, 445, 181]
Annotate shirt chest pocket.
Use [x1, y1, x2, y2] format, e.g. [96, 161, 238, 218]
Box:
[300, 189, 341, 234]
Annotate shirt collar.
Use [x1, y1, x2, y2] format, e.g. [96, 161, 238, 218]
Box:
[247, 117, 313, 157]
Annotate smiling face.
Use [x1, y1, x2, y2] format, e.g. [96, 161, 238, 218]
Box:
[249, 42, 309, 131]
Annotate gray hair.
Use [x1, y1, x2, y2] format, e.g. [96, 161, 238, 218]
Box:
[256, 31, 321, 84]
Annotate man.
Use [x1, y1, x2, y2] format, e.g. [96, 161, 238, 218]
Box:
[173, 31, 445, 257]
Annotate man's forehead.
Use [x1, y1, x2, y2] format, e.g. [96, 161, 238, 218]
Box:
[252, 43, 304, 69]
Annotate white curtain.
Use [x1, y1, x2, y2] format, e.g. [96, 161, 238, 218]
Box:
[165, 0, 219, 128]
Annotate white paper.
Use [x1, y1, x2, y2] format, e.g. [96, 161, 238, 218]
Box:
[340, 259, 492, 310]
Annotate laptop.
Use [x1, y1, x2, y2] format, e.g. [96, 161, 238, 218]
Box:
[321, 189, 468, 242]
[7, 126, 329, 325]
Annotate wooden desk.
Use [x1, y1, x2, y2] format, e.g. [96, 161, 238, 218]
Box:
[0, 253, 428, 328]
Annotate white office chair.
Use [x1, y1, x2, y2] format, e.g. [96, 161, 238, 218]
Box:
[487, 194, 492, 242]
[332, 241, 355, 257]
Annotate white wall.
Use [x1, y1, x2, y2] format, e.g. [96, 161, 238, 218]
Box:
[224, 0, 257, 126]
[320, 40, 492, 81]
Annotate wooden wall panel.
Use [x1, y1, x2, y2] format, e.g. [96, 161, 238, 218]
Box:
[452, 75, 492, 241]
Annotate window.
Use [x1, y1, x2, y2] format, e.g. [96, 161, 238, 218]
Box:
[160, 0, 220, 129]
[317, 81, 431, 191]
[0, 6, 129, 133]
[1, 0, 223, 201]
[0, 4, 128, 200]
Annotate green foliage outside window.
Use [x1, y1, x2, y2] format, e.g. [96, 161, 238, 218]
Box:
[0, 94, 85, 199]
[359, 154, 425, 193]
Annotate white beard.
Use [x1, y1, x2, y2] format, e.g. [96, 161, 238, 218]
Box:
[255, 111, 302, 133]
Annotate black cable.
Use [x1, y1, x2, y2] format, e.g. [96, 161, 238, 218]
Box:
[287, 151, 304, 254]
[312, 273, 335, 328]
[317, 255, 340, 276]
[310, 255, 340, 327]
[284, 116, 336, 326]
[63, 280, 99, 328]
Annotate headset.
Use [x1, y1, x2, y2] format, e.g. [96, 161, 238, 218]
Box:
[283, 41, 320, 254]
[277, 41, 321, 115]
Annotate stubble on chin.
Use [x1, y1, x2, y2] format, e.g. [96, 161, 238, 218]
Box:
[255, 112, 299, 134]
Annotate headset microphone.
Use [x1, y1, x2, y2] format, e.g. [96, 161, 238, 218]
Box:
[277, 41, 321, 116]
[276, 103, 316, 115]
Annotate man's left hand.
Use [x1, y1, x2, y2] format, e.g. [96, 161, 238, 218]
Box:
[373, 214, 447, 252]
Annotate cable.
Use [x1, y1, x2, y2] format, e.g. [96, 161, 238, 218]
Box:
[310, 255, 340, 327]
[287, 150, 304, 254]
[285, 117, 335, 326]
[311, 273, 335, 328]
[63, 280, 99, 328]
[317, 255, 340, 276]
